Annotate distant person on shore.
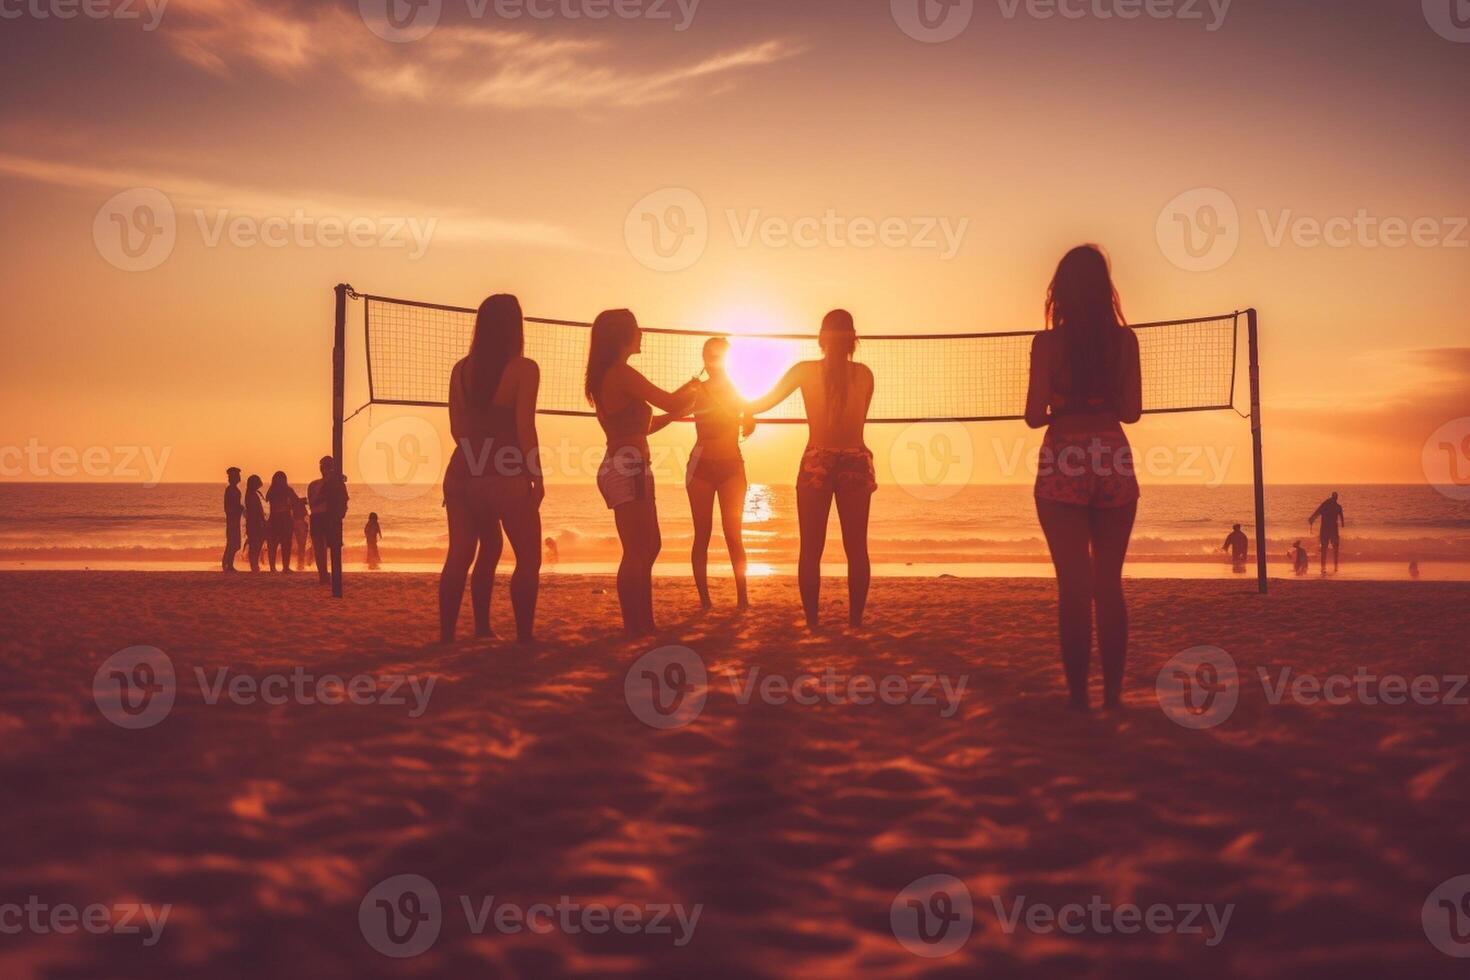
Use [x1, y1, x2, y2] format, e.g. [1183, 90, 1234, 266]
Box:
[440, 295, 544, 644]
[585, 308, 699, 639]
[1222, 523, 1249, 571]
[1024, 245, 1142, 711]
[292, 494, 311, 569]
[308, 456, 349, 586]
[265, 471, 296, 572]
[654, 336, 754, 611]
[223, 467, 243, 573]
[745, 309, 875, 629]
[1309, 491, 1345, 574]
[1289, 540, 1310, 575]
[244, 474, 267, 572]
[364, 513, 383, 570]
[544, 537, 559, 566]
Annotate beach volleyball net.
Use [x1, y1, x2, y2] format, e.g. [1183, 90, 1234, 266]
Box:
[327, 285, 1267, 596]
[346, 290, 1244, 423]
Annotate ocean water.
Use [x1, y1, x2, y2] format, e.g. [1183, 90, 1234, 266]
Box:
[0, 483, 1465, 580]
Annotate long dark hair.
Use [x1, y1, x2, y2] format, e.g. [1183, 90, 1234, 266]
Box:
[584, 309, 638, 408]
[467, 294, 524, 401]
[819, 309, 858, 418]
[1044, 245, 1128, 406]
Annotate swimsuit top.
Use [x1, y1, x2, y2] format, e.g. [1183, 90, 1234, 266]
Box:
[448, 361, 521, 480]
[597, 399, 652, 448]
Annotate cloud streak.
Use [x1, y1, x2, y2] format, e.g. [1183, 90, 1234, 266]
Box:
[159, 0, 802, 109]
[0, 152, 591, 251]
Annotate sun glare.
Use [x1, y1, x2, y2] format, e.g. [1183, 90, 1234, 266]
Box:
[724, 338, 805, 400]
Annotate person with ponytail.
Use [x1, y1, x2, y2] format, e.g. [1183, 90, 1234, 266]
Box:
[745, 309, 876, 628]
[439, 294, 544, 644]
[584, 309, 700, 638]
[1025, 245, 1143, 711]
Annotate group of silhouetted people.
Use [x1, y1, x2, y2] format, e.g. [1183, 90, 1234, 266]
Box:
[223, 457, 351, 580]
[431, 244, 1149, 711]
[1220, 491, 1347, 576]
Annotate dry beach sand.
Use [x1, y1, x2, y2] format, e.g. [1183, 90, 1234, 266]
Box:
[0, 571, 1466, 978]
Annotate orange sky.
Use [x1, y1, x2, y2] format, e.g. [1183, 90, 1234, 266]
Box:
[1, 0, 1467, 488]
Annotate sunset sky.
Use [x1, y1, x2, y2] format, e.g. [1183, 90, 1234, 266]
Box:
[1, 0, 1466, 489]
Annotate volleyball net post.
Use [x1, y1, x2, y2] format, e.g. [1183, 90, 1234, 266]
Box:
[331, 283, 349, 599]
[1248, 308, 1267, 595]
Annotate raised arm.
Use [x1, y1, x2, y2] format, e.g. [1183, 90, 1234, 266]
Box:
[516, 359, 544, 503]
[1117, 328, 1143, 424]
[617, 364, 698, 414]
[745, 363, 806, 416]
[1024, 334, 1051, 429]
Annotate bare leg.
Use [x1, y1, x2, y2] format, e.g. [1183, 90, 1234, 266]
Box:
[686, 477, 716, 609]
[834, 487, 872, 627]
[1037, 498, 1095, 709]
[1089, 502, 1137, 708]
[439, 492, 480, 643]
[502, 495, 543, 642]
[470, 520, 504, 638]
[716, 474, 749, 609]
[796, 487, 834, 628]
[613, 500, 660, 637]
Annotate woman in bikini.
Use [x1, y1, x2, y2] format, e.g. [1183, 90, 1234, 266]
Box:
[745, 310, 875, 629]
[653, 336, 754, 610]
[585, 309, 699, 638]
[1025, 244, 1142, 711]
[439, 294, 544, 644]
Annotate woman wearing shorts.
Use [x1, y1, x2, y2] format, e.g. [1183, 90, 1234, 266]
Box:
[1025, 244, 1143, 711]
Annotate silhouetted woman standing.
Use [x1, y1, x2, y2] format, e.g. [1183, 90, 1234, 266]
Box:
[439, 294, 543, 644]
[1025, 245, 1142, 711]
[746, 310, 875, 629]
[654, 336, 754, 610]
[585, 309, 698, 638]
[244, 474, 266, 573]
[265, 471, 295, 572]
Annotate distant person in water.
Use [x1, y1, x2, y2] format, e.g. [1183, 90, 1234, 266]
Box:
[223, 467, 243, 573]
[585, 309, 699, 638]
[364, 513, 383, 570]
[440, 294, 544, 644]
[544, 537, 559, 566]
[243, 474, 267, 572]
[1025, 245, 1142, 711]
[265, 471, 296, 572]
[292, 494, 311, 570]
[746, 310, 875, 629]
[1289, 540, 1310, 575]
[308, 456, 350, 586]
[1223, 523, 1249, 570]
[654, 336, 754, 611]
[1309, 491, 1345, 574]
[1409, 559, 1420, 579]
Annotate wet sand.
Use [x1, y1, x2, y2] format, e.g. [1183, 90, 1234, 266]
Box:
[0, 572, 1466, 978]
